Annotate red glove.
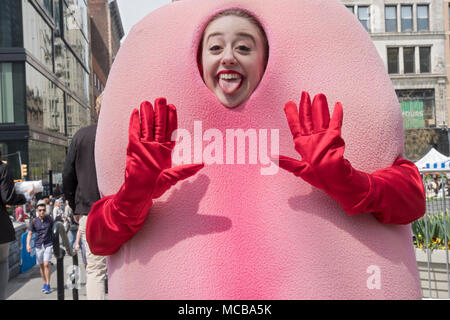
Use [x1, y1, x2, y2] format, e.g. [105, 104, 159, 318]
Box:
[87, 98, 204, 255]
[277, 91, 425, 224]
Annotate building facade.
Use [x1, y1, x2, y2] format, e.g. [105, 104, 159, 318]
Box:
[88, 0, 123, 122]
[0, 0, 91, 192]
[0, 0, 123, 195]
[341, 0, 448, 161]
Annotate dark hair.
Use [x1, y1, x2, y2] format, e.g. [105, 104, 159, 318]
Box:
[198, 8, 269, 76]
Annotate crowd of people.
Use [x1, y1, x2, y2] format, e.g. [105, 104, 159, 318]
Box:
[10, 195, 88, 294]
[424, 174, 450, 198]
[1, 93, 105, 300]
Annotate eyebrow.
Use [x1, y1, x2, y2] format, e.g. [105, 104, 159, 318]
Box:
[206, 32, 256, 45]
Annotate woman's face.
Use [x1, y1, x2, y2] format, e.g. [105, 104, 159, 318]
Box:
[201, 15, 266, 108]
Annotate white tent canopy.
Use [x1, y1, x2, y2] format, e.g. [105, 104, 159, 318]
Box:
[414, 147, 450, 169]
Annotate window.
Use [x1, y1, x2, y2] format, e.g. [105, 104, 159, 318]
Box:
[387, 48, 399, 74]
[419, 47, 431, 73]
[397, 89, 435, 128]
[401, 5, 413, 32]
[346, 5, 354, 14]
[403, 47, 415, 73]
[0, 63, 25, 124]
[417, 5, 429, 31]
[0, 63, 14, 123]
[22, 0, 54, 71]
[66, 95, 88, 138]
[37, 0, 53, 17]
[385, 6, 397, 32]
[25, 63, 65, 134]
[358, 6, 370, 32]
[0, 0, 23, 47]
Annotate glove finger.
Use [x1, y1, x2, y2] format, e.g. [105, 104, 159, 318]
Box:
[154, 98, 168, 142]
[329, 102, 343, 133]
[166, 104, 178, 146]
[312, 93, 330, 132]
[128, 108, 141, 143]
[139, 101, 154, 141]
[153, 164, 205, 199]
[284, 101, 301, 139]
[299, 91, 313, 135]
[276, 155, 307, 175]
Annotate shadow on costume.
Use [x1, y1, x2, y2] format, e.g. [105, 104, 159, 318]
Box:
[287, 187, 418, 278]
[110, 174, 232, 268]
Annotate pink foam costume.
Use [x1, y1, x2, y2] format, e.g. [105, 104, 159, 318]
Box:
[87, 0, 425, 299]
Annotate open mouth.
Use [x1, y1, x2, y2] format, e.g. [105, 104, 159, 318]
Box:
[217, 70, 244, 95]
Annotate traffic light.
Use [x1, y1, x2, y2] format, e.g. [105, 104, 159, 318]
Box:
[21, 164, 28, 178]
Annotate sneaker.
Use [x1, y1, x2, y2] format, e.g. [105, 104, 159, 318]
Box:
[43, 284, 50, 294]
[41, 284, 46, 292]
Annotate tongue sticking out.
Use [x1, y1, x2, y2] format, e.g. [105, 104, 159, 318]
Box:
[218, 78, 242, 94]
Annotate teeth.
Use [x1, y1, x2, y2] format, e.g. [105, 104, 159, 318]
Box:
[219, 73, 241, 80]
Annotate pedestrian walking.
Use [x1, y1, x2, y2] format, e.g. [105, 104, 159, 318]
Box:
[63, 93, 107, 300]
[52, 199, 64, 222]
[27, 200, 54, 294]
[66, 206, 77, 248]
[15, 205, 26, 222]
[74, 227, 87, 269]
[0, 150, 33, 299]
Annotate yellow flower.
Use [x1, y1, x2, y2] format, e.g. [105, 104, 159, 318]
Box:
[418, 234, 422, 239]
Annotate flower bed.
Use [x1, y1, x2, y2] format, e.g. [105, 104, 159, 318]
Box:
[412, 211, 450, 299]
[412, 212, 450, 250]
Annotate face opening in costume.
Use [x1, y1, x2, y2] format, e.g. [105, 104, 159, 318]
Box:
[199, 9, 269, 108]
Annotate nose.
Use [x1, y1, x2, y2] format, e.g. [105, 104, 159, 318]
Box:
[221, 46, 237, 66]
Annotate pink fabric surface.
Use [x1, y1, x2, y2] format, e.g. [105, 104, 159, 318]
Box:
[95, 0, 421, 299]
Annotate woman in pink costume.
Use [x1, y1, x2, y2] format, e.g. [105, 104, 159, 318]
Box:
[87, 0, 425, 299]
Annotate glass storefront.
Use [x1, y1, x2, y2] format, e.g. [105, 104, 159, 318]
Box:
[26, 63, 65, 134]
[0, 140, 27, 181]
[28, 139, 65, 189]
[0, 62, 26, 124]
[0, 0, 23, 47]
[22, 0, 54, 72]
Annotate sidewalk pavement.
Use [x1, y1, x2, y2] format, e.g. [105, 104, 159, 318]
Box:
[6, 250, 90, 300]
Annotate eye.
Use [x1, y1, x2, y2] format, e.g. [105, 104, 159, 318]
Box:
[237, 45, 251, 53]
[209, 45, 222, 52]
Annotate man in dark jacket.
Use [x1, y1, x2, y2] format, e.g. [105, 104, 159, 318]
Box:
[0, 151, 32, 299]
[62, 93, 106, 300]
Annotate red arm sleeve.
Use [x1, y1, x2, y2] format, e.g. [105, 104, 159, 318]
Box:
[350, 158, 426, 224]
[86, 195, 152, 256]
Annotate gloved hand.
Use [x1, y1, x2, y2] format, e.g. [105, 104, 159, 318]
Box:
[277, 91, 425, 224]
[87, 98, 204, 255]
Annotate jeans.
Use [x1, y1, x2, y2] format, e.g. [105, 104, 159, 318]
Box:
[69, 229, 77, 248]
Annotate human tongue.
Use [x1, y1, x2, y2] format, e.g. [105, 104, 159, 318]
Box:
[218, 78, 242, 94]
